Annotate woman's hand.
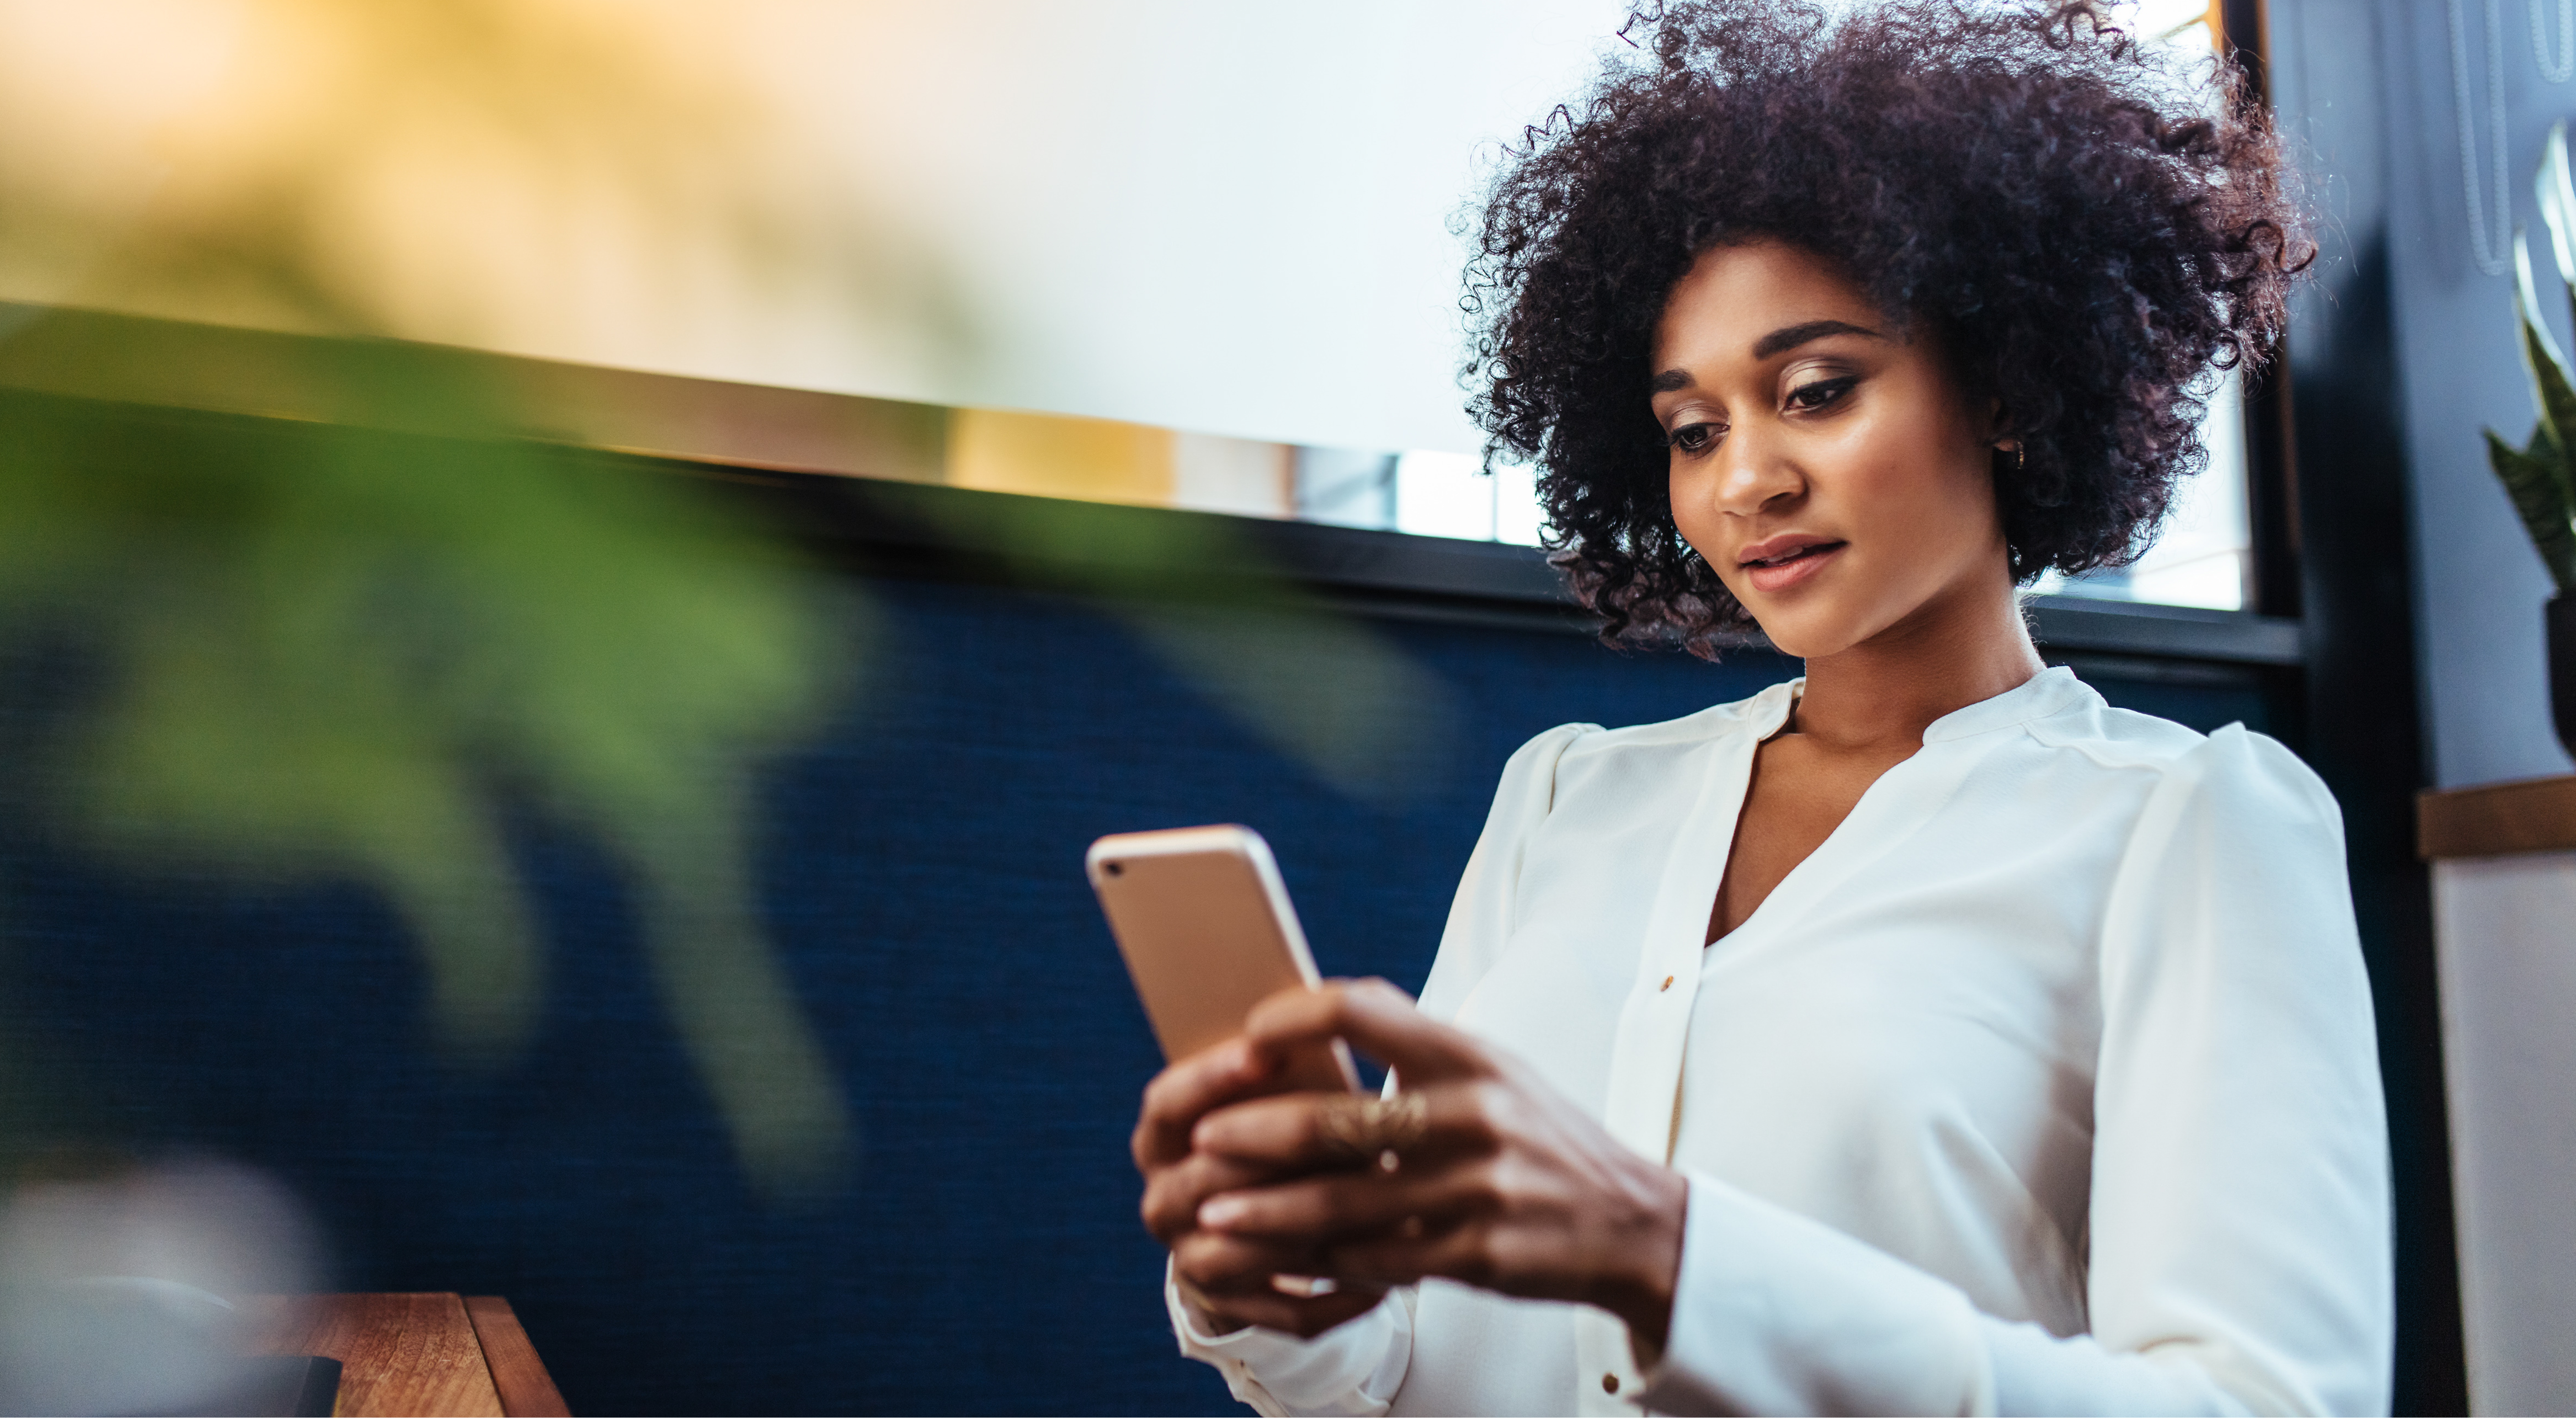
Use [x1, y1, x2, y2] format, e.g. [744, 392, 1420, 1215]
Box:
[1133, 1028, 1389, 1338]
[1187, 979, 1690, 1351]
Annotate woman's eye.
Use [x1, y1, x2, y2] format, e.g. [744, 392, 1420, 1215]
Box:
[1667, 422, 1720, 454]
[1787, 376, 1857, 411]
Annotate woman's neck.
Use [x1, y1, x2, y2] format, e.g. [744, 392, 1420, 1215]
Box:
[1785, 566, 2044, 754]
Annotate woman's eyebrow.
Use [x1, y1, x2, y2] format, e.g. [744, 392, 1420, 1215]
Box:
[1650, 319, 1890, 391]
[1751, 319, 1885, 360]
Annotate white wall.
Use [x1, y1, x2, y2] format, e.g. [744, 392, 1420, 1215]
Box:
[2432, 852, 2576, 1413]
[748, 2, 1638, 454]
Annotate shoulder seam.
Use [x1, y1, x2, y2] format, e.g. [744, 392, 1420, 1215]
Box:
[2022, 708, 2217, 773]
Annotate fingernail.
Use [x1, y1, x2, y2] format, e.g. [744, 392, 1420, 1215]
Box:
[1199, 1195, 1249, 1229]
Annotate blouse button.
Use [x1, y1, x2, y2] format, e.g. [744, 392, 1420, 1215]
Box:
[1602, 1373, 1620, 1394]
[1659, 976, 1673, 992]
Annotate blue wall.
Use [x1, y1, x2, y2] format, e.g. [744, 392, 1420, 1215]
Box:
[0, 572, 2274, 1414]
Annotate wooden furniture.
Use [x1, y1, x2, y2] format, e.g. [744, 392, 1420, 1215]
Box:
[2419, 772, 2576, 859]
[2420, 773, 2576, 1413]
[251, 1293, 569, 1417]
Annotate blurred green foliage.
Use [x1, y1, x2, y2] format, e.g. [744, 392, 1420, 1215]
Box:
[0, 337, 859, 1197]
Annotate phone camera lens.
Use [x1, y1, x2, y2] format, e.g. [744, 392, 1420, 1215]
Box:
[1104, 861, 1123, 876]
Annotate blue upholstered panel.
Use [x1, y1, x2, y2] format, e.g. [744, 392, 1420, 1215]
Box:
[0, 573, 2271, 1414]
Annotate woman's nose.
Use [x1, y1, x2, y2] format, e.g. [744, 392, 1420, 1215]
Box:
[1710, 428, 1803, 516]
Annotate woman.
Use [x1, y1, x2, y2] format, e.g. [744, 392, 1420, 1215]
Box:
[1134, 2, 2389, 1413]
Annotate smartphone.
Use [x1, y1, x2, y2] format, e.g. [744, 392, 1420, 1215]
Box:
[1087, 824, 1362, 1094]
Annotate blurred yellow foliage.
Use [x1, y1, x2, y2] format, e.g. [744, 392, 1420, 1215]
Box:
[949, 409, 1179, 507]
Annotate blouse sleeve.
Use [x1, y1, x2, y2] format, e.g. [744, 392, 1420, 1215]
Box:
[1416, 722, 1597, 1025]
[1168, 722, 1597, 1414]
[1635, 724, 2394, 1417]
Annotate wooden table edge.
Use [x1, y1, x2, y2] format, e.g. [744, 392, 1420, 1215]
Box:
[247, 1292, 506, 1418]
[464, 1296, 572, 1418]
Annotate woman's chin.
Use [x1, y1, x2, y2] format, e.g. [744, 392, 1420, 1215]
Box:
[1743, 607, 1862, 662]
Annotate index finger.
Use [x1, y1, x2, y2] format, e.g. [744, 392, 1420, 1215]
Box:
[1134, 1036, 1277, 1171]
[1243, 978, 1490, 1085]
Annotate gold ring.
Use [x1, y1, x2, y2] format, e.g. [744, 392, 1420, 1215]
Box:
[1316, 1093, 1429, 1162]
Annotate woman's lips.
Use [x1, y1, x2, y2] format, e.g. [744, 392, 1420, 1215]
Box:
[1740, 540, 1847, 594]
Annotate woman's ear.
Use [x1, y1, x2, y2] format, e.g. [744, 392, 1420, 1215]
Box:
[1985, 398, 2024, 476]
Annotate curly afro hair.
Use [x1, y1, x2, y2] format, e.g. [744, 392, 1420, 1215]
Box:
[1464, 0, 2309, 655]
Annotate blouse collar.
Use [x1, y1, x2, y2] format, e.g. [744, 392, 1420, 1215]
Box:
[1754, 664, 2096, 746]
[1921, 664, 2094, 743]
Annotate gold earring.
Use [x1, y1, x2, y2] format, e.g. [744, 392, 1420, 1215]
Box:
[2001, 442, 2025, 473]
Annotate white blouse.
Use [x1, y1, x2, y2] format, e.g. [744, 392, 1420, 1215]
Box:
[1168, 667, 2392, 1416]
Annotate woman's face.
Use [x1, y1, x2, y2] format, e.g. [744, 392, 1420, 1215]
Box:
[1650, 240, 2011, 660]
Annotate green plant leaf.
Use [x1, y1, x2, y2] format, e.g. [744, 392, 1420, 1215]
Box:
[2485, 427, 2576, 590]
[2516, 238, 2576, 456]
[2538, 121, 2576, 286]
[2508, 226, 2576, 589]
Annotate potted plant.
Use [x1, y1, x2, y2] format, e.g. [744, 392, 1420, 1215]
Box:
[2482, 122, 2576, 759]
